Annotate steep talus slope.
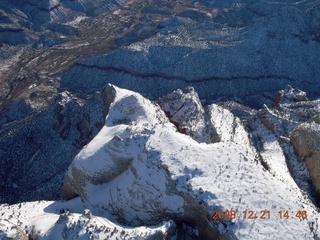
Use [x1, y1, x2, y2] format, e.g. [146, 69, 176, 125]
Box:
[60, 85, 320, 239]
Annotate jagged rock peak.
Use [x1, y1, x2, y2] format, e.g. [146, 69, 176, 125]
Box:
[157, 86, 202, 119]
[157, 86, 213, 143]
[275, 85, 309, 106]
[158, 86, 254, 157]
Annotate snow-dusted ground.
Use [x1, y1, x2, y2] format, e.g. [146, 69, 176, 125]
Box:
[0, 198, 176, 239]
[148, 121, 319, 239]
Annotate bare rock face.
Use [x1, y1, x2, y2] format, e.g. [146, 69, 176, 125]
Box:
[275, 85, 308, 105]
[158, 86, 253, 153]
[158, 87, 217, 143]
[290, 122, 320, 193]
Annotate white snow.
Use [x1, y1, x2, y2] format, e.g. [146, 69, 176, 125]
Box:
[147, 124, 316, 239]
[66, 16, 89, 27]
[0, 197, 176, 240]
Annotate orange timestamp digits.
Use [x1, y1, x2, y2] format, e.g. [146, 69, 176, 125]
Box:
[212, 210, 308, 220]
[278, 210, 307, 219]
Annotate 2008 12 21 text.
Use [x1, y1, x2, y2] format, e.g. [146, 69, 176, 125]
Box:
[212, 210, 307, 220]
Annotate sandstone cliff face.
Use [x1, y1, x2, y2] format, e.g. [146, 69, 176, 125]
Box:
[291, 122, 320, 193]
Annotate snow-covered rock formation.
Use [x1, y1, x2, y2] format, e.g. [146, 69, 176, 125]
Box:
[1, 84, 320, 239]
[157, 87, 214, 143]
[59, 84, 320, 239]
[157, 87, 254, 156]
[255, 86, 320, 198]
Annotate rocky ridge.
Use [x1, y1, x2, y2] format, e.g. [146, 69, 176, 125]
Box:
[256, 86, 320, 200]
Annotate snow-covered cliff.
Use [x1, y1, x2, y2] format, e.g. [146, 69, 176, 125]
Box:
[59, 85, 320, 239]
[1, 84, 320, 239]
